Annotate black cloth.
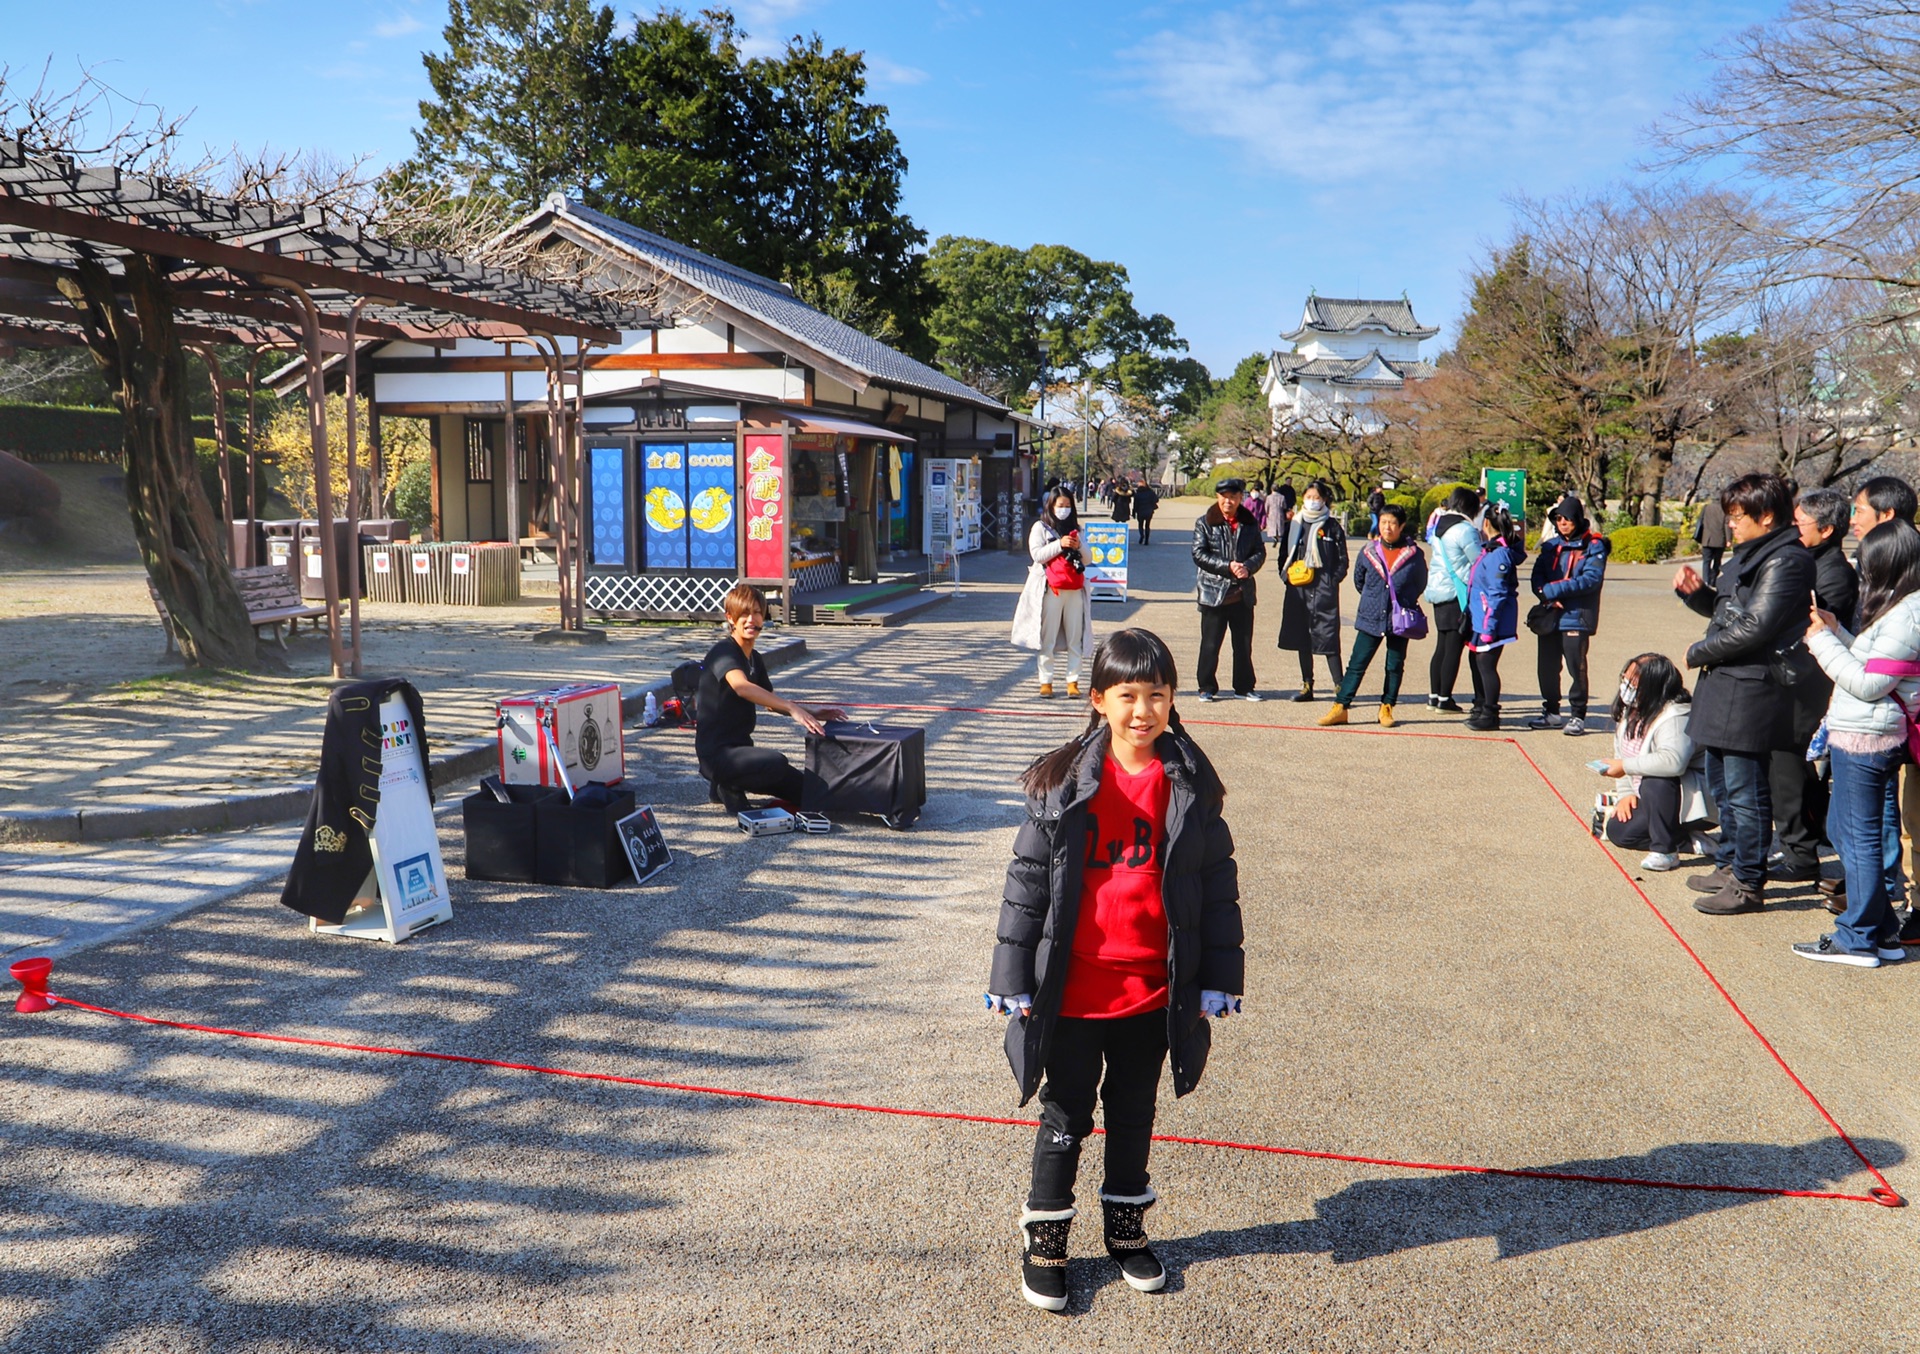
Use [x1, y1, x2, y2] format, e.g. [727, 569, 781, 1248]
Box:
[1810, 536, 1859, 626]
[1111, 489, 1132, 523]
[1537, 630, 1592, 718]
[992, 723, 1244, 1106]
[1277, 518, 1349, 656]
[1132, 486, 1159, 523]
[702, 743, 802, 804]
[1694, 499, 1729, 550]
[1680, 525, 1816, 754]
[1278, 484, 1297, 516]
[1605, 775, 1685, 855]
[1298, 648, 1341, 690]
[695, 636, 771, 758]
[1472, 646, 1506, 714]
[1197, 597, 1257, 696]
[1700, 546, 1724, 588]
[1028, 1010, 1169, 1209]
[281, 679, 431, 926]
[1191, 502, 1267, 608]
[1430, 599, 1469, 699]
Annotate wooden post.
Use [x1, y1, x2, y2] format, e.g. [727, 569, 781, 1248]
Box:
[271, 279, 347, 680]
[343, 301, 365, 677]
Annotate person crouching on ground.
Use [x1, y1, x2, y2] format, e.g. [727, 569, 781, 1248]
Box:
[1597, 653, 1712, 873]
[1797, 518, 1920, 967]
[1320, 502, 1428, 729]
[1673, 473, 1816, 918]
[1528, 495, 1610, 736]
[988, 628, 1245, 1312]
[1465, 504, 1527, 731]
[696, 583, 847, 812]
[1191, 477, 1268, 701]
[1019, 488, 1091, 699]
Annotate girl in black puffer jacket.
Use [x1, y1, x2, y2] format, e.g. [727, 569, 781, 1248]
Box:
[988, 628, 1245, 1312]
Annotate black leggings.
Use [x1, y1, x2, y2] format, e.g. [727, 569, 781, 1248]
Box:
[1295, 648, 1342, 688]
[1471, 647, 1506, 712]
[700, 743, 803, 804]
[1429, 599, 1468, 699]
[1537, 630, 1592, 717]
[1028, 1010, 1169, 1210]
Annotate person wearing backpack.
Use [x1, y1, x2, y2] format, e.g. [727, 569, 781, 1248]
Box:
[1527, 495, 1610, 736]
[1423, 486, 1482, 714]
[1319, 503, 1428, 728]
[1797, 519, 1920, 966]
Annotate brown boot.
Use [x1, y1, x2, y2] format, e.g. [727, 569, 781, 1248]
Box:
[1317, 704, 1349, 727]
[1694, 880, 1765, 915]
[1686, 867, 1733, 894]
[1378, 704, 1396, 728]
[1067, 682, 1082, 697]
[1038, 683, 1054, 698]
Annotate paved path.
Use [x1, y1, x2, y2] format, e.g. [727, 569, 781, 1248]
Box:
[3, 508, 1917, 1351]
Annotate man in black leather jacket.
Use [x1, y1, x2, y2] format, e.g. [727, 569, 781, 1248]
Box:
[1191, 478, 1268, 700]
[1672, 474, 1816, 916]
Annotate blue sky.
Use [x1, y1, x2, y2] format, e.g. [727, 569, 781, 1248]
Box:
[6, 0, 1779, 376]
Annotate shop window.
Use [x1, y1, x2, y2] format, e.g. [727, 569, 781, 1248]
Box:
[464, 419, 494, 482]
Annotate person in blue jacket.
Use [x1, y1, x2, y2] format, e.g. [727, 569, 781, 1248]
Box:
[1423, 485, 1482, 714]
[1318, 503, 1428, 728]
[1528, 495, 1611, 736]
[1466, 503, 1528, 732]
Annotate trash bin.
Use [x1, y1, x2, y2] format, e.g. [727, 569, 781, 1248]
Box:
[230, 519, 266, 568]
[262, 519, 300, 587]
[358, 518, 411, 545]
[296, 519, 363, 600]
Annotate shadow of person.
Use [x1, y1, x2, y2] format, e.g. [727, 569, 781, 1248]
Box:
[1171, 1136, 1905, 1269]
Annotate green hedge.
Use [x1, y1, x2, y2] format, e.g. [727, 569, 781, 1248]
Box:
[0, 402, 218, 460]
[1419, 481, 1477, 525]
[1607, 525, 1680, 563]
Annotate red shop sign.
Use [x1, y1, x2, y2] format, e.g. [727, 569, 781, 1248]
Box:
[742, 431, 788, 582]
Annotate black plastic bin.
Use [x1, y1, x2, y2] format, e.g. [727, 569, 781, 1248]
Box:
[535, 787, 636, 888]
[463, 781, 565, 883]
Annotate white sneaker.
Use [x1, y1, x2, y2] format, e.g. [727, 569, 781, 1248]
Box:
[1238, 691, 1265, 702]
[1640, 852, 1679, 872]
[1562, 717, 1587, 736]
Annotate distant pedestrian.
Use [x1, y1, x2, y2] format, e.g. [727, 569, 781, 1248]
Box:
[1367, 485, 1387, 539]
[1011, 489, 1090, 699]
[989, 628, 1244, 1311]
[1673, 474, 1816, 917]
[1799, 518, 1920, 966]
[1423, 486, 1481, 714]
[1528, 495, 1610, 737]
[1111, 477, 1133, 530]
[1465, 503, 1527, 731]
[1191, 477, 1267, 701]
[1276, 480, 1349, 700]
[1132, 483, 1160, 545]
[1264, 485, 1287, 544]
[1694, 498, 1728, 587]
[1319, 503, 1427, 728]
[1597, 653, 1711, 873]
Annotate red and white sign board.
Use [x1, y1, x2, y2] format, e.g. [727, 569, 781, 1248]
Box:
[450, 551, 471, 576]
[411, 551, 432, 575]
[497, 682, 624, 789]
[742, 431, 788, 583]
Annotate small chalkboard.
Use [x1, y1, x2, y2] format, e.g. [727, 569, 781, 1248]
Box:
[615, 806, 672, 884]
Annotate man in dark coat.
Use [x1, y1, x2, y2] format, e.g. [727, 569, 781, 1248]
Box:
[1191, 478, 1268, 701]
[1770, 487, 1859, 883]
[1132, 483, 1160, 545]
[1694, 497, 1729, 587]
[1673, 474, 1816, 916]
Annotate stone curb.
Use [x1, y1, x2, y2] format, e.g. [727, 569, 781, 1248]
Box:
[0, 637, 807, 845]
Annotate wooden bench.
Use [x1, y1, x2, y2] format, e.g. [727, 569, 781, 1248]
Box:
[149, 564, 336, 653]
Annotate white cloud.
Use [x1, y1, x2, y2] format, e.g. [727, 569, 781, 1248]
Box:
[1126, 0, 1715, 186]
[867, 56, 930, 87]
[374, 14, 426, 39]
[735, 0, 821, 57]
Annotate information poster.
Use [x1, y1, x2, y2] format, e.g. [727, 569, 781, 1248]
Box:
[1084, 520, 1130, 601]
[1483, 468, 1527, 528]
[686, 443, 738, 569]
[616, 806, 673, 884]
[642, 443, 689, 570]
[743, 432, 788, 582]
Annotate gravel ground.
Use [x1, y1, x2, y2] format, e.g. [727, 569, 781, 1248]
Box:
[3, 504, 1917, 1351]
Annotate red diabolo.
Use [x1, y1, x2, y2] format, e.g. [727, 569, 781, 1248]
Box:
[10, 956, 54, 1013]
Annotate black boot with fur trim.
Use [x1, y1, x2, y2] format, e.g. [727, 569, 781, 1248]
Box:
[1101, 1189, 1166, 1292]
[1018, 1205, 1074, 1311]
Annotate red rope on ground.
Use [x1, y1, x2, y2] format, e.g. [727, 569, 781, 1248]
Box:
[41, 993, 1894, 1206]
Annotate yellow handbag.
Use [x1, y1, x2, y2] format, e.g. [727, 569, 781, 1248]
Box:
[1287, 559, 1316, 587]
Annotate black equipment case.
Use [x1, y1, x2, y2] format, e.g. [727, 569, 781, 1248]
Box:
[535, 787, 637, 888]
[802, 721, 927, 829]
[462, 780, 564, 883]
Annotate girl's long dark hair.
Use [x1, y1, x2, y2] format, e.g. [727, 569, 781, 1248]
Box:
[1855, 518, 1920, 631]
[1481, 502, 1520, 547]
[1042, 489, 1079, 538]
[1610, 651, 1689, 740]
[1022, 629, 1180, 798]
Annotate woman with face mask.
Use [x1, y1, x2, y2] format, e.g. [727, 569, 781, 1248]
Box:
[1011, 489, 1092, 697]
[1596, 653, 1712, 872]
[1275, 481, 1349, 701]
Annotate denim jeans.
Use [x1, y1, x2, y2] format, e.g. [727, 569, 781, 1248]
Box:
[1828, 743, 1904, 953]
[1705, 748, 1773, 889]
[1028, 1010, 1169, 1210]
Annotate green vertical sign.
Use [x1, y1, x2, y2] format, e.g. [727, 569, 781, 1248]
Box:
[1483, 469, 1527, 525]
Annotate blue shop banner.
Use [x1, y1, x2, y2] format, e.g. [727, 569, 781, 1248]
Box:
[641, 443, 689, 570]
[685, 443, 738, 570]
[589, 445, 627, 567]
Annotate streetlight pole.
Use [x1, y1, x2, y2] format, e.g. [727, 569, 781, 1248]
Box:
[1036, 338, 1050, 515]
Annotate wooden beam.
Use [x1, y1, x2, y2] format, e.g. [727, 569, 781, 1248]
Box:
[0, 194, 624, 343]
[370, 351, 783, 374]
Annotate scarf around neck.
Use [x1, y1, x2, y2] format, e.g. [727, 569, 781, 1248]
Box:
[1290, 499, 1331, 568]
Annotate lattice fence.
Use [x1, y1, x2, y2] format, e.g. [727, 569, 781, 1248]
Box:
[585, 573, 737, 617]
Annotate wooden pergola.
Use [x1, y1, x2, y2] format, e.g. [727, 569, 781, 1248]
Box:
[0, 138, 652, 674]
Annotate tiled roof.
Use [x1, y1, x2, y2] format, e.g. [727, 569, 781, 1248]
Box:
[1282, 295, 1439, 341]
[1271, 350, 1434, 386]
[543, 197, 1007, 412]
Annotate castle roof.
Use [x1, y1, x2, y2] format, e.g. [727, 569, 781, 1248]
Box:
[1280, 295, 1439, 342]
[1270, 348, 1436, 388]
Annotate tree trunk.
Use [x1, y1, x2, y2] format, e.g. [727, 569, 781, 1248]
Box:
[59, 257, 258, 669]
[1635, 426, 1675, 526]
